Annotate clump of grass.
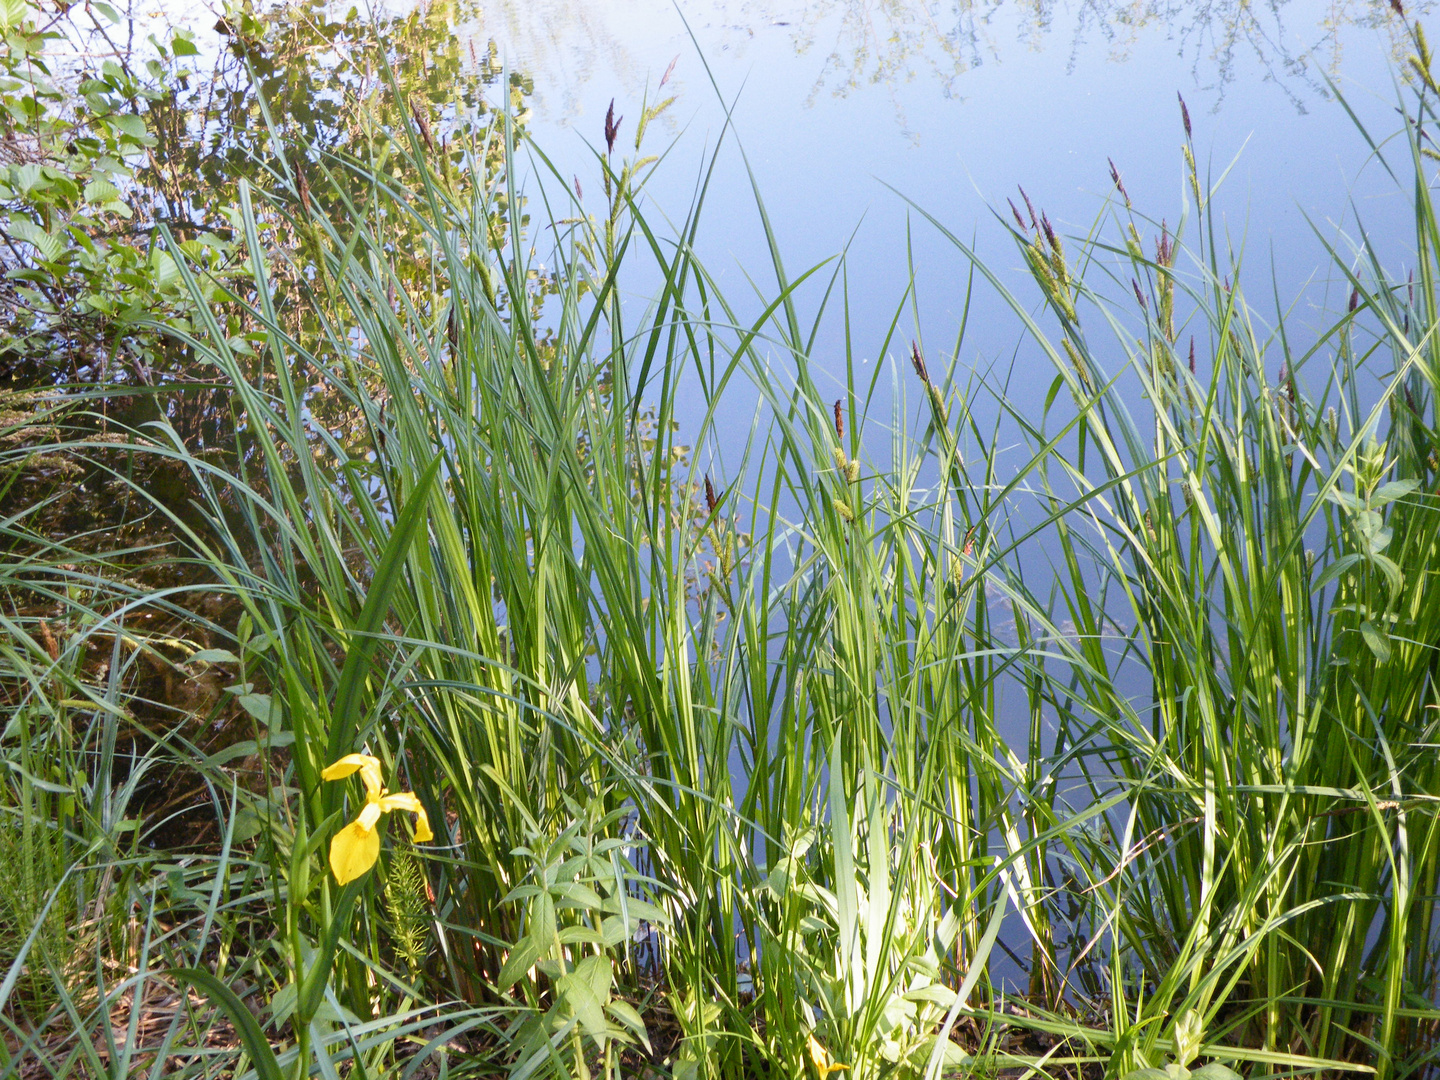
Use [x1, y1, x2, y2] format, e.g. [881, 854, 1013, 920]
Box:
[898, 19, 1440, 1074]
[0, 739, 90, 1024]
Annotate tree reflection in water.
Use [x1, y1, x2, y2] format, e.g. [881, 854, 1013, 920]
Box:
[472, 0, 1427, 130]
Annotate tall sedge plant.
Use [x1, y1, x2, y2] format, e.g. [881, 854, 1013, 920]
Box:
[896, 22, 1440, 1076]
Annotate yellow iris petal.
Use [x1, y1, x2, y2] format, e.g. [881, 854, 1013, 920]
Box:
[378, 792, 421, 814]
[322, 753, 432, 883]
[361, 762, 384, 794]
[806, 1034, 848, 1077]
[357, 800, 383, 831]
[807, 1034, 826, 1073]
[379, 792, 433, 843]
[321, 753, 384, 796]
[329, 818, 382, 885]
[320, 753, 371, 780]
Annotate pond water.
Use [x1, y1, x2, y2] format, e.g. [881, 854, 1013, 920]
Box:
[469, 0, 1428, 396]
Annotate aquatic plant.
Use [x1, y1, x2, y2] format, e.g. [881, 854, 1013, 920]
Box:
[6, 2, 1440, 1077]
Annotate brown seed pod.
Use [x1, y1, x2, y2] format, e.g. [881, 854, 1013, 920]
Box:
[411, 99, 435, 152]
[38, 620, 58, 662]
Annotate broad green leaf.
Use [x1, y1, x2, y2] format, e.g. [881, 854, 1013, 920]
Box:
[534, 890, 557, 949]
[600, 914, 629, 947]
[1188, 1065, 1243, 1080]
[908, 1037, 969, 1070]
[237, 693, 278, 725]
[903, 984, 955, 1007]
[496, 936, 542, 992]
[554, 882, 605, 909]
[1373, 479, 1419, 504]
[83, 178, 120, 204]
[112, 114, 149, 141]
[0, 0, 30, 31]
[188, 648, 240, 664]
[1327, 488, 1363, 511]
[151, 250, 181, 291]
[1312, 553, 1361, 591]
[555, 964, 608, 1037]
[557, 925, 604, 946]
[11, 217, 61, 263]
[602, 895, 666, 924]
[575, 953, 611, 1000]
[202, 731, 294, 768]
[605, 999, 651, 1051]
[1360, 619, 1391, 661]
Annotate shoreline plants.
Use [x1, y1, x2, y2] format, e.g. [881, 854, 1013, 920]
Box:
[4, 0, 1440, 1076]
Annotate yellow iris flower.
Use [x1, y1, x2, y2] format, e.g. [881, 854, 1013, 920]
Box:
[806, 1033, 849, 1077]
[321, 753, 433, 885]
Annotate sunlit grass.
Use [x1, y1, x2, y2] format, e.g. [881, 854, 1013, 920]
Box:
[5, 15, 1440, 1080]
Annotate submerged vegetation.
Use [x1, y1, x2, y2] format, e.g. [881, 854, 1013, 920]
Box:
[5, 0, 1440, 1077]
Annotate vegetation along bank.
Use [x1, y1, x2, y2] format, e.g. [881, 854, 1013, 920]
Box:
[3, 0, 1440, 1076]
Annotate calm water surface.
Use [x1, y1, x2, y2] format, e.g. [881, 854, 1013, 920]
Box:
[472, 0, 1424, 391]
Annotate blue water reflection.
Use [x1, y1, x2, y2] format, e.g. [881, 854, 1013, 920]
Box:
[483, 0, 1426, 361]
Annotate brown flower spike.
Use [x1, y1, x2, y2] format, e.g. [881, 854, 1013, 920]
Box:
[604, 99, 622, 155]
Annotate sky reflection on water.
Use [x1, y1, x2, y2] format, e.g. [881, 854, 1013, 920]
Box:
[479, 0, 1411, 127]
[464, 0, 1427, 452]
